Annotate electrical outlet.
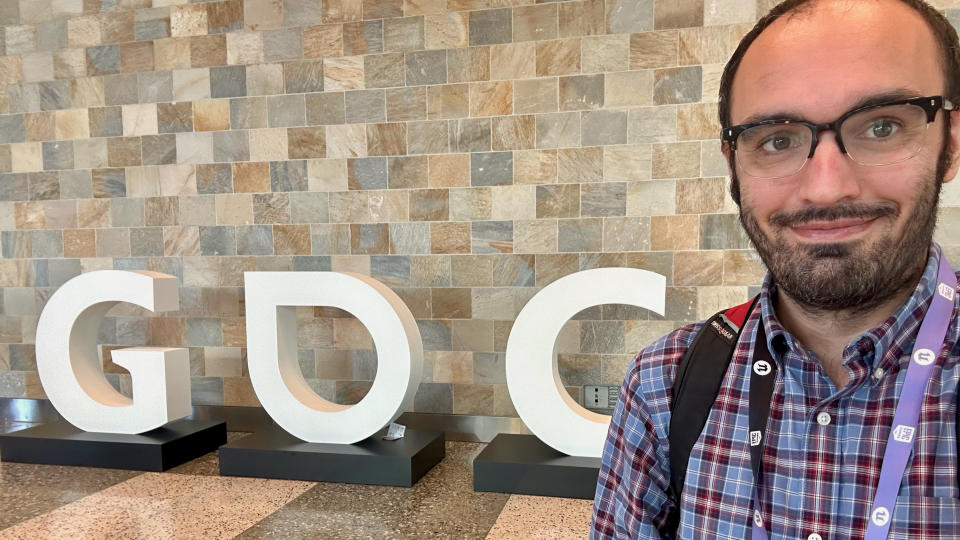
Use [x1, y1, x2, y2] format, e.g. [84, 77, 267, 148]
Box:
[583, 385, 619, 409]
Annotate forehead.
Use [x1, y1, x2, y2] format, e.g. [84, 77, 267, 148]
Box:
[729, 0, 945, 125]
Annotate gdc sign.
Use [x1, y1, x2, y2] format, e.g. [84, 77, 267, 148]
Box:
[35, 268, 664, 457]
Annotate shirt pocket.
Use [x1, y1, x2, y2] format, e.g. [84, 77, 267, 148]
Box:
[888, 495, 960, 538]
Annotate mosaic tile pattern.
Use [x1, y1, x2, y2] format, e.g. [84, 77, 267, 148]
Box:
[2, 1, 959, 415]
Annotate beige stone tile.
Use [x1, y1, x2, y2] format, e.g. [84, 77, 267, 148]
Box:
[702, 63, 724, 102]
[605, 71, 653, 108]
[96, 228, 131, 258]
[469, 81, 512, 117]
[425, 12, 468, 49]
[452, 319, 493, 352]
[426, 83, 469, 119]
[14, 201, 45, 230]
[11, 143, 42, 172]
[246, 63, 284, 95]
[22, 52, 54, 83]
[227, 31, 264, 65]
[126, 166, 161, 197]
[449, 187, 491, 221]
[248, 128, 289, 161]
[172, 67, 211, 101]
[325, 124, 367, 158]
[366, 123, 406, 156]
[189, 34, 227, 69]
[627, 179, 676, 216]
[159, 164, 198, 196]
[54, 49, 87, 80]
[678, 102, 721, 141]
[448, 46, 489, 83]
[604, 145, 651, 182]
[171, 4, 209, 37]
[71, 77, 105, 108]
[676, 176, 726, 214]
[603, 216, 650, 252]
[193, 99, 230, 132]
[515, 219, 557, 253]
[489, 43, 534, 82]
[77, 199, 110, 228]
[216, 193, 254, 225]
[723, 249, 765, 285]
[324, 56, 365, 92]
[54, 109, 90, 140]
[288, 126, 327, 159]
[492, 115, 535, 151]
[514, 3, 558, 42]
[328, 190, 408, 223]
[332, 255, 371, 277]
[514, 149, 557, 185]
[68, 16, 101, 48]
[650, 214, 698, 250]
[673, 249, 722, 285]
[630, 30, 678, 69]
[155, 38, 193, 71]
[308, 158, 348, 192]
[491, 185, 535, 220]
[652, 141, 700, 179]
[121, 104, 158, 136]
[432, 350, 473, 383]
[163, 225, 200, 256]
[63, 228, 96, 258]
[558, 0, 605, 38]
[74, 139, 108, 169]
[323, 0, 363, 23]
[430, 221, 470, 254]
[697, 285, 750, 320]
[404, 0, 445, 15]
[536, 39, 581, 76]
[557, 147, 602, 183]
[704, 0, 756, 26]
[582, 35, 628, 73]
[424, 154, 466, 188]
[514, 77, 558, 114]
[303, 24, 342, 59]
[274, 224, 311, 255]
[0, 56, 22, 86]
[233, 162, 270, 193]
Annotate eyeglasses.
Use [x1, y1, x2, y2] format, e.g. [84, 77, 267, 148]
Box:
[721, 96, 954, 179]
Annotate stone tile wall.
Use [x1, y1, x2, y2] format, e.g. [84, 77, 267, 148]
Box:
[2, 0, 960, 416]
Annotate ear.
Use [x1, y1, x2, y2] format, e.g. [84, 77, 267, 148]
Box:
[942, 109, 960, 183]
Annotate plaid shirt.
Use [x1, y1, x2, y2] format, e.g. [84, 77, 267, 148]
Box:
[592, 247, 960, 539]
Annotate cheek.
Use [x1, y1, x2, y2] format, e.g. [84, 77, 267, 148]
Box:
[738, 180, 796, 222]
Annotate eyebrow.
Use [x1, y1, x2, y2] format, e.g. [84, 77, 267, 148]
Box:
[736, 88, 925, 125]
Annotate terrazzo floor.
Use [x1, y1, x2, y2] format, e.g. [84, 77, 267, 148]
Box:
[0, 424, 593, 539]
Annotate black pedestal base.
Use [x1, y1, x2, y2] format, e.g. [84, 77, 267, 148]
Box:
[219, 427, 445, 487]
[473, 433, 601, 499]
[0, 419, 227, 471]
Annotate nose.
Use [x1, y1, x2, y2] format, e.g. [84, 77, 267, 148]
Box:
[796, 131, 861, 206]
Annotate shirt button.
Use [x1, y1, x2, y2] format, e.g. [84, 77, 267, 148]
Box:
[817, 412, 832, 426]
[807, 534, 823, 540]
[754, 509, 764, 528]
[873, 367, 884, 381]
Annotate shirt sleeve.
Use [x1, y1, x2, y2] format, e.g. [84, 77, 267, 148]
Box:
[590, 342, 681, 539]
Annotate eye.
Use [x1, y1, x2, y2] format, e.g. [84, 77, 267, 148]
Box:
[865, 118, 899, 138]
[760, 134, 798, 152]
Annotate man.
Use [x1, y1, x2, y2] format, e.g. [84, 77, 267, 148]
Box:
[591, 0, 960, 538]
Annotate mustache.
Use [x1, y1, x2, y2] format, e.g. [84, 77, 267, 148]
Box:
[768, 202, 898, 228]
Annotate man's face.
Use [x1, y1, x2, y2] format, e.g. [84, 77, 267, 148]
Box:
[726, 0, 960, 313]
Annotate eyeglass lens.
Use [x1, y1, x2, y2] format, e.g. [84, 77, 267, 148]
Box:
[736, 103, 930, 178]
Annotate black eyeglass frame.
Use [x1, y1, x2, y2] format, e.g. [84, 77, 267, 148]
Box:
[720, 95, 955, 159]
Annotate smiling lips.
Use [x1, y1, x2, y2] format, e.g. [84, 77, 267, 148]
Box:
[788, 217, 879, 241]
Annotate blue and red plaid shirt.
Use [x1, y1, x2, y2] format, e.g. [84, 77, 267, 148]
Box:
[592, 246, 960, 539]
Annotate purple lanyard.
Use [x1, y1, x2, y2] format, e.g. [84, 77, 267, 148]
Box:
[750, 252, 956, 539]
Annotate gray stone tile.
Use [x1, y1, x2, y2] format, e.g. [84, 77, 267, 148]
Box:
[104, 73, 139, 106]
[92, 168, 126, 198]
[414, 382, 453, 413]
[582, 110, 627, 146]
[191, 377, 224, 405]
[142, 134, 177, 165]
[306, 92, 345, 125]
[59, 169, 92, 199]
[457, 118, 491, 152]
[700, 213, 751, 249]
[384, 16, 424, 52]
[364, 52, 405, 89]
[197, 163, 233, 194]
[31, 258, 49, 287]
[9, 344, 35, 371]
[42, 140, 73, 170]
[469, 8, 512, 46]
[139, 71, 173, 103]
[353, 349, 377, 380]
[559, 74, 604, 111]
[130, 227, 163, 257]
[581, 182, 627, 217]
[110, 197, 144, 227]
[474, 352, 506, 384]
[230, 97, 267, 129]
[607, 0, 654, 33]
[267, 94, 306, 127]
[472, 220, 512, 253]
[48, 258, 82, 287]
[405, 50, 446, 86]
[627, 106, 677, 143]
[348, 157, 388, 190]
[28, 172, 59, 200]
[135, 20, 169, 41]
[0, 173, 27, 201]
[293, 255, 332, 271]
[87, 45, 119, 75]
[417, 320, 452, 351]
[0, 373, 25, 398]
[263, 28, 303, 62]
[654, 66, 702, 105]
[210, 65, 247, 99]
[30, 230, 61, 258]
[335, 381, 373, 405]
[558, 218, 603, 252]
[407, 121, 449, 155]
[290, 191, 329, 223]
[389, 222, 430, 254]
[298, 349, 317, 378]
[35, 19, 66, 52]
[470, 151, 513, 186]
[0, 1, 18, 25]
[284, 60, 324, 94]
[270, 160, 308, 192]
[213, 130, 250, 163]
[344, 89, 386, 124]
[39, 80, 71, 111]
[0, 115, 25, 144]
[8, 84, 40, 114]
[116, 317, 149, 346]
[1, 230, 29, 258]
[237, 225, 274, 255]
[199, 225, 237, 256]
[284, 0, 325, 26]
[157, 102, 192, 134]
[371, 254, 411, 286]
[535, 112, 580, 148]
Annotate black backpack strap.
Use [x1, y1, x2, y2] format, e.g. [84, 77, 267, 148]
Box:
[663, 295, 760, 537]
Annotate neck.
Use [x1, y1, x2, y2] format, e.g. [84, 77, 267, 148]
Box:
[774, 279, 919, 389]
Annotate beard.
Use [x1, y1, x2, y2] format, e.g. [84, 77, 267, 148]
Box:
[736, 143, 950, 315]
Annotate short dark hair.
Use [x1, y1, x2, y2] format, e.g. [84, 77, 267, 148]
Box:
[717, 0, 960, 204]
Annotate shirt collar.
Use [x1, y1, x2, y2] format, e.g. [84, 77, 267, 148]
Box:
[758, 244, 943, 370]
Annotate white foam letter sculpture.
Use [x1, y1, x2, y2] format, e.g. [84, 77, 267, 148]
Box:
[245, 272, 423, 444]
[36, 270, 191, 434]
[506, 268, 666, 457]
